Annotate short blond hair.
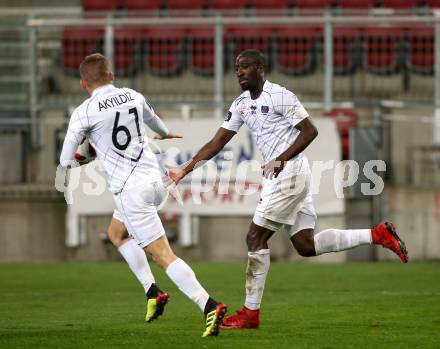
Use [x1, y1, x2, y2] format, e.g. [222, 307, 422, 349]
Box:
[79, 53, 111, 85]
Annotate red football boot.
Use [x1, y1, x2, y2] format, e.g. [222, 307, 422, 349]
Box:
[372, 222, 408, 263]
[221, 306, 260, 329]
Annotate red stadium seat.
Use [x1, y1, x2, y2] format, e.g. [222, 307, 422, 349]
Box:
[144, 28, 187, 76]
[381, 0, 419, 8]
[114, 27, 145, 77]
[406, 26, 434, 75]
[253, 0, 290, 15]
[167, 0, 205, 10]
[296, 0, 333, 9]
[274, 26, 320, 75]
[82, 0, 119, 11]
[253, 0, 290, 9]
[225, 26, 275, 71]
[210, 0, 247, 9]
[363, 27, 404, 75]
[333, 27, 362, 75]
[125, 0, 162, 11]
[188, 27, 216, 76]
[426, 0, 440, 8]
[324, 109, 358, 160]
[339, 0, 376, 9]
[63, 27, 104, 73]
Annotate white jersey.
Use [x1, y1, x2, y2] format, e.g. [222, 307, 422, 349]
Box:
[221, 80, 309, 165]
[61, 84, 168, 194]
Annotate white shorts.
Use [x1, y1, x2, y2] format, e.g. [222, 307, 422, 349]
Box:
[253, 158, 317, 237]
[253, 211, 316, 238]
[113, 180, 167, 248]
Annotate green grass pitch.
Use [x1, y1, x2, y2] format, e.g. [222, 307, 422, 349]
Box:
[1, 261, 439, 349]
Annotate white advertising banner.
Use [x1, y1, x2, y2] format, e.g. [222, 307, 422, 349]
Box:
[149, 118, 343, 215]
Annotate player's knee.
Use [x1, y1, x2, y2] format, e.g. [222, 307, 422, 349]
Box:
[292, 235, 316, 257]
[296, 243, 316, 257]
[108, 229, 128, 247]
[246, 231, 261, 251]
[107, 229, 122, 246]
[149, 249, 176, 270]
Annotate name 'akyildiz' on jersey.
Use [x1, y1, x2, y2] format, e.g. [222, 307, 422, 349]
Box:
[98, 90, 134, 111]
[62, 84, 168, 194]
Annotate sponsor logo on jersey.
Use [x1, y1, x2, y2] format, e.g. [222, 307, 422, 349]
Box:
[250, 105, 257, 115]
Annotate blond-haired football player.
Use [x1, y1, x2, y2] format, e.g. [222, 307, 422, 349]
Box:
[59, 53, 227, 337]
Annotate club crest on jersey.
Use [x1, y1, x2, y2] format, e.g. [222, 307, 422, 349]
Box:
[261, 105, 269, 114]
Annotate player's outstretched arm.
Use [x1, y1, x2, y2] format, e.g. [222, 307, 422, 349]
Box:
[263, 118, 318, 178]
[168, 127, 236, 184]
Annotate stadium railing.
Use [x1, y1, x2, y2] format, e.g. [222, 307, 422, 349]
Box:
[26, 12, 440, 113]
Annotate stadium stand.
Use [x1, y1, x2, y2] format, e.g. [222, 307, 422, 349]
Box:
[274, 26, 320, 75]
[381, 0, 420, 8]
[167, 0, 205, 10]
[188, 27, 216, 76]
[83, 0, 120, 11]
[114, 27, 145, 77]
[253, 0, 291, 15]
[426, 0, 440, 8]
[63, 27, 104, 74]
[406, 26, 434, 75]
[333, 27, 362, 75]
[338, 0, 376, 9]
[253, 0, 290, 9]
[57, 0, 439, 101]
[167, 0, 206, 15]
[144, 27, 187, 76]
[210, 0, 248, 10]
[296, 0, 333, 9]
[124, 0, 163, 12]
[225, 25, 275, 72]
[77, 0, 440, 13]
[363, 27, 404, 75]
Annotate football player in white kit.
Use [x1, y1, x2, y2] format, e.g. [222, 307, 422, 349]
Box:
[59, 54, 227, 337]
[168, 49, 408, 330]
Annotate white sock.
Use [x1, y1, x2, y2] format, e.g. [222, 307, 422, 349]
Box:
[118, 239, 155, 293]
[166, 258, 210, 312]
[314, 229, 372, 255]
[244, 249, 270, 311]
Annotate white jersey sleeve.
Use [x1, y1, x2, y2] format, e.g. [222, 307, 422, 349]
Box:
[59, 108, 89, 168]
[141, 95, 169, 137]
[221, 101, 244, 132]
[274, 88, 309, 128]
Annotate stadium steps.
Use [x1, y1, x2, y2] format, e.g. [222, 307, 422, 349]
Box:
[0, 27, 30, 112]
